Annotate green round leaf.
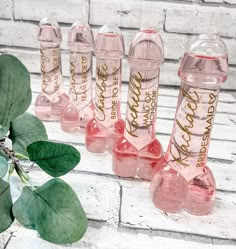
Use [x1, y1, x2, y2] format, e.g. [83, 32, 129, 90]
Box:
[9, 112, 48, 156]
[13, 186, 36, 230]
[0, 179, 14, 232]
[35, 178, 87, 244]
[0, 156, 8, 178]
[0, 54, 32, 127]
[27, 141, 81, 177]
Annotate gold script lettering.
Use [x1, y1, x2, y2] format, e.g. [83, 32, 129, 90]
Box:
[125, 72, 143, 137]
[96, 64, 108, 121]
[170, 87, 200, 166]
[40, 48, 60, 95]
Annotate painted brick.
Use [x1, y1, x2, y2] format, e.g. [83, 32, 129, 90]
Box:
[0, 20, 71, 50]
[226, 66, 236, 90]
[223, 38, 236, 65]
[204, 0, 223, 3]
[0, 21, 187, 61]
[5, 225, 230, 249]
[0, 0, 13, 19]
[14, 0, 89, 23]
[90, 0, 165, 29]
[120, 183, 236, 239]
[1, 48, 236, 90]
[0, 48, 179, 88]
[0, 20, 39, 48]
[224, 0, 236, 3]
[0, 229, 12, 249]
[10, 171, 120, 222]
[165, 7, 236, 38]
[1, 21, 236, 65]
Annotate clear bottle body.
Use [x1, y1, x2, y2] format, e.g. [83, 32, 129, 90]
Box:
[113, 67, 163, 180]
[85, 26, 125, 153]
[61, 22, 94, 132]
[150, 82, 220, 214]
[150, 41, 228, 215]
[61, 51, 94, 132]
[112, 28, 164, 180]
[35, 19, 69, 121]
[86, 58, 124, 152]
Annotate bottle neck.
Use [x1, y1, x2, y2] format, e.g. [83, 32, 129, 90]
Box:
[124, 67, 160, 151]
[40, 42, 61, 49]
[165, 81, 220, 180]
[94, 58, 122, 128]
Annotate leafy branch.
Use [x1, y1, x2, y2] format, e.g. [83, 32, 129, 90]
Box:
[0, 54, 87, 244]
[0, 138, 30, 183]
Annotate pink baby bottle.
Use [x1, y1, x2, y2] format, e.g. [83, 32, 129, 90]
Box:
[61, 21, 94, 132]
[86, 24, 125, 153]
[112, 28, 164, 180]
[35, 17, 69, 121]
[150, 34, 228, 215]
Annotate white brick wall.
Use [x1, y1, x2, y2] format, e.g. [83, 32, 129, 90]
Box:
[120, 183, 236, 238]
[0, 0, 236, 90]
[14, 0, 89, 23]
[0, 0, 13, 19]
[165, 7, 235, 37]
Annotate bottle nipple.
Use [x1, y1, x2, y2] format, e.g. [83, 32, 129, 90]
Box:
[94, 24, 125, 59]
[68, 21, 94, 52]
[187, 34, 227, 58]
[128, 27, 164, 70]
[38, 17, 61, 44]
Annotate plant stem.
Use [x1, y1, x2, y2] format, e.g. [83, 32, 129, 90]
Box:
[0, 139, 31, 185]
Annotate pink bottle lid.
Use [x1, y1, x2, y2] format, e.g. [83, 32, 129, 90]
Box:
[178, 34, 228, 85]
[68, 21, 94, 53]
[128, 27, 164, 70]
[37, 17, 62, 47]
[94, 24, 125, 59]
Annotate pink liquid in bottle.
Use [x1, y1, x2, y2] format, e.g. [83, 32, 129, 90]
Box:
[86, 24, 125, 153]
[61, 22, 94, 132]
[150, 34, 228, 215]
[112, 28, 164, 180]
[35, 17, 69, 121]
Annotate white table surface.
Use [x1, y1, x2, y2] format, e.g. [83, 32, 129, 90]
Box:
[1, 78, 236, 249]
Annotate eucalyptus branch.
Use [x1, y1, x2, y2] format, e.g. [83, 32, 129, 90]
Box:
[0, 139, 30, 184]
[0, 55, 88, 243]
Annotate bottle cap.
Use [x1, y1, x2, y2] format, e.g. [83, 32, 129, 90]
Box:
[187, 34, 227, 58]
[179, 34, 228, 84]
[128, 27, 164, 69]
[94, 24, 125, 59]
[68, 21, 94, 52]
[38, 17, 62, 44]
